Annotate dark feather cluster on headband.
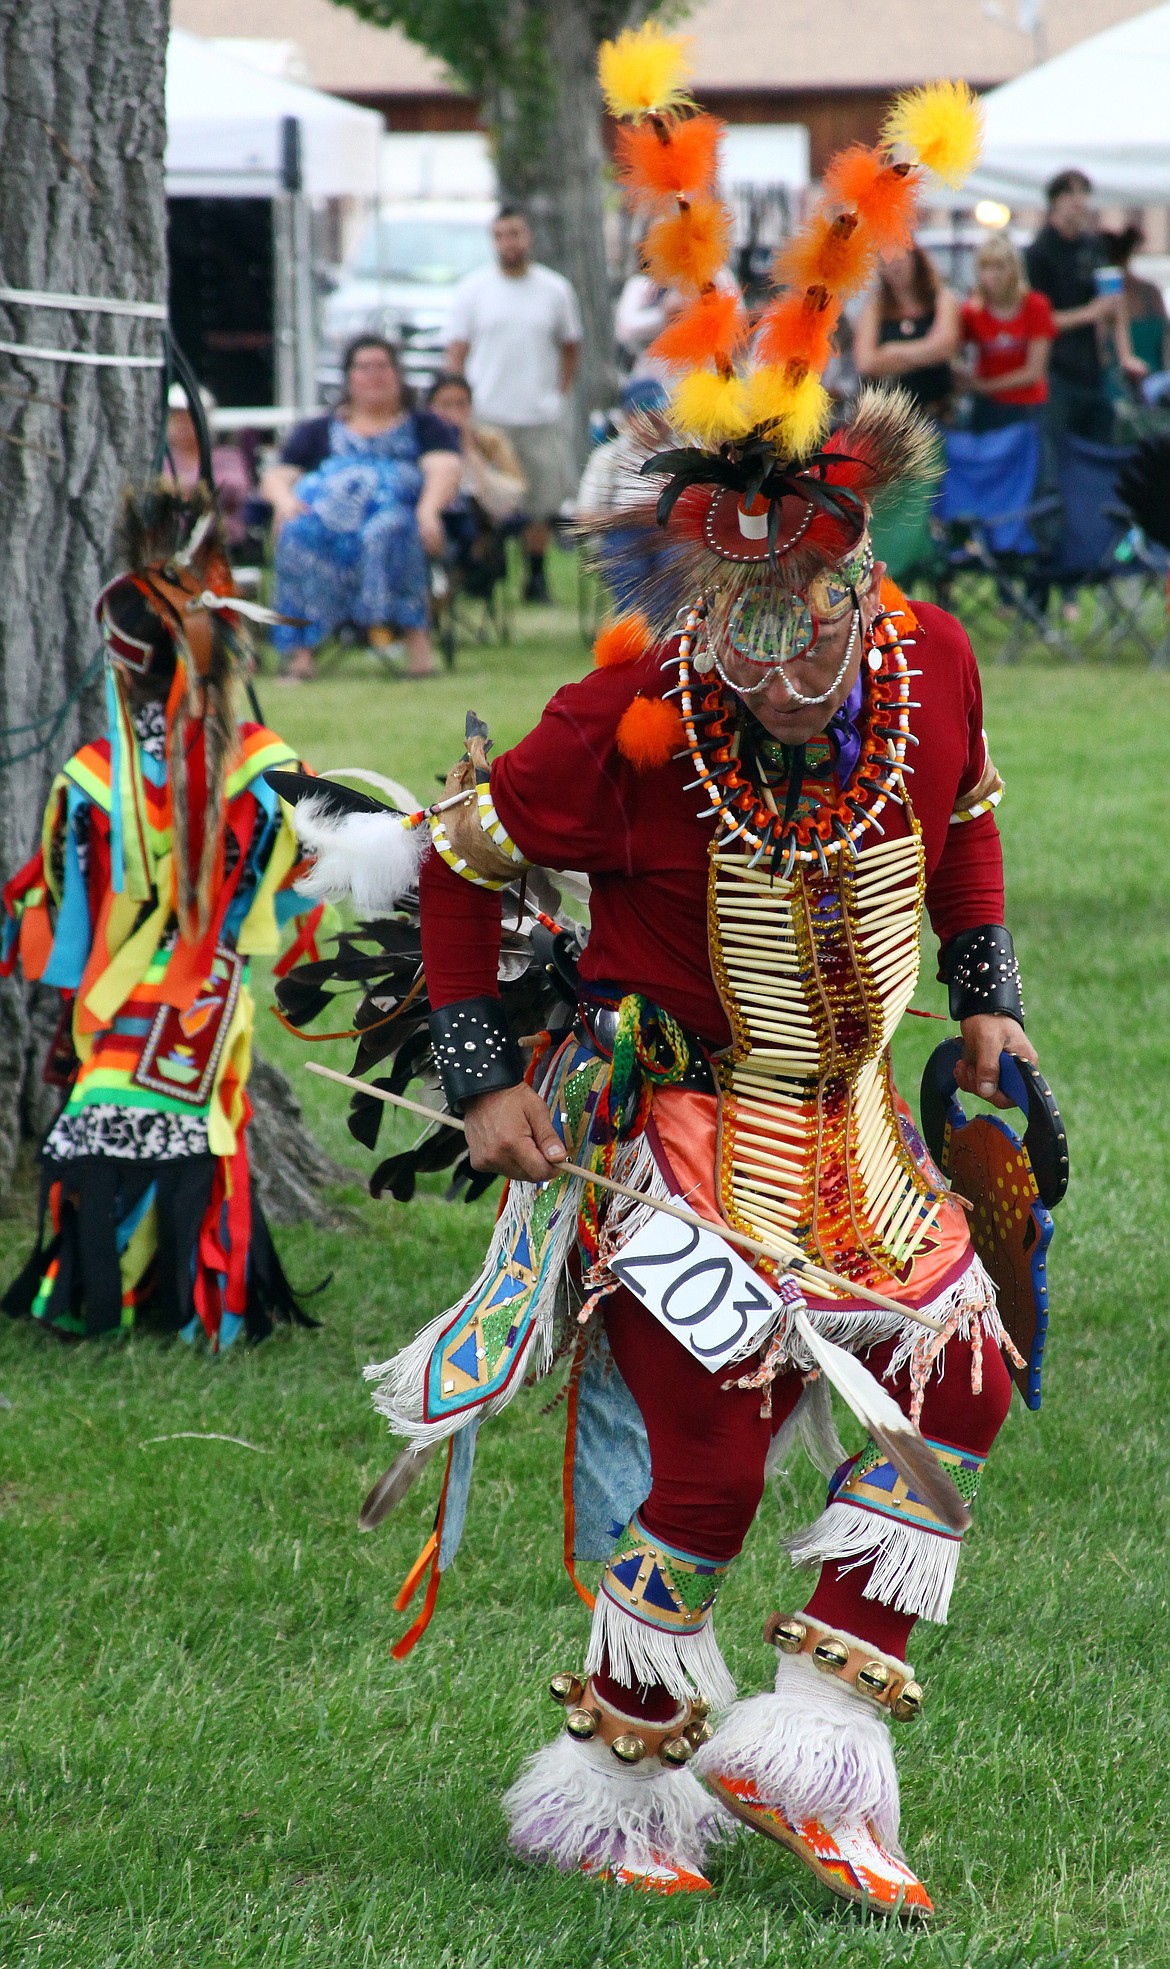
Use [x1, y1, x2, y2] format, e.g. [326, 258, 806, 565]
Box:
[578, 384, 940, 637]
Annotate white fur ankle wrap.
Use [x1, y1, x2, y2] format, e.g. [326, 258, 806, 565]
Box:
[503, 1731, 733, 1874]
[692, 1650, 902, 1849]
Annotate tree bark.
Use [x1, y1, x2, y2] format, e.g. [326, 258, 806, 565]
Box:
[0, 0, 169, 1185]
[481, 0, 630, 462]
[245, 1054, 351, 1228]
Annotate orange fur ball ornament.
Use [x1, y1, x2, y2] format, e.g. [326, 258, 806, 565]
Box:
[615, 694, 685, 769]
[755, 289, 841, 372]
[775, 209, 875, 300]
[821, 146, 920, 257]
[594, 613, 652, 668]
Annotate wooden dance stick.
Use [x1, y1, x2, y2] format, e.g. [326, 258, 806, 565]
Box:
[304, 1061, 943, 1333]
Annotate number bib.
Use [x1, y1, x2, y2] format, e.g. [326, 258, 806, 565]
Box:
[610, 1213, 796, 1373]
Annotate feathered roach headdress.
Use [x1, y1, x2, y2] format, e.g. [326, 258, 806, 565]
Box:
[591, 25, 983, 641]
[95, 483, 253, 944]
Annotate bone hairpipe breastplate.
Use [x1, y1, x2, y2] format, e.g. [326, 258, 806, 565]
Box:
[709, 826, 944, 1294]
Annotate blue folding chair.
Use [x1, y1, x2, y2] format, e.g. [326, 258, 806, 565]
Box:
[1047, 434, 1169, 664]
[933, 422, 1063, 659]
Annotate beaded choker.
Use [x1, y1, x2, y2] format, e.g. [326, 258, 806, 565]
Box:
[674, 601, 916, 879]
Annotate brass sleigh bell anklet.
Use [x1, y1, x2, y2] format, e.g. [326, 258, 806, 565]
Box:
[764, 1613, 924, 1721]
[549, 1672, 714, 1767]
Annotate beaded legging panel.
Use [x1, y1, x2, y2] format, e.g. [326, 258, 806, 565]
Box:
[593, 1286, 1012, 1717]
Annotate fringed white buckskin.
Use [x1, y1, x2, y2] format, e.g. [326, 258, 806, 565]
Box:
[504, 1731, 733, 1876]
[786, 1502, 961, 1622]
[292, 796, 429, 914]
[777, 1254, 1002, 1383]
[693, 1648, 902, 1851]
[584, 1593, 737, 1712]
[364, 1170, 584, 1448]
[364, 1133, 665, 1449]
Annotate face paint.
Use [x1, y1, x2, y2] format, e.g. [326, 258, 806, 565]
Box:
[719, 533, 874, 671]
[805, 537, 874, 625]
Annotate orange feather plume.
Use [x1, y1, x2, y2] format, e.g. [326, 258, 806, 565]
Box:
[614, 115, 720, 206]
[615, 694, 684, 769]
[643, 195, 731, 294]
[594, 613, 652, 668]
[648, 289, 747, 370]
[755, 290, 841, 373]
[822, 146, 920, 257]
[774, 209, 875, 299]
[879, 575, 919, 631]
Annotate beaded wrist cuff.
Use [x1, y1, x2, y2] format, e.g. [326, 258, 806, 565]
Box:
[429, 997, 525, 1114]
[764, 1613, 924, 1720]
[943, 924, 1024, 1026]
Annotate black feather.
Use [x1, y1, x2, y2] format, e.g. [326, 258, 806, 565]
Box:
[1116, 435, 1170, 551]
[265, 769, 389, 817]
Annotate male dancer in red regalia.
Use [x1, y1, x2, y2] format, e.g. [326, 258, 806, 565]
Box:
[301, 39, 1038, 1915]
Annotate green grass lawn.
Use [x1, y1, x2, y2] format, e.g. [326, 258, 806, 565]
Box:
[2, 561, 1169, 1966]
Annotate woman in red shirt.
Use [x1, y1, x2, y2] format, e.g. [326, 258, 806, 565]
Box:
[959, 235, 1056, 432]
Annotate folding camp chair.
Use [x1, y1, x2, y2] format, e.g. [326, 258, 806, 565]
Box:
[932, 422, 1064, 662]
[1046, 433, 1170, 666]
[431, 509, 520, 669]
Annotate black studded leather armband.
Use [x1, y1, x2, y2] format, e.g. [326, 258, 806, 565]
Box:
[941, 925, 1025, 1027]
[429, 996, 525, 1115]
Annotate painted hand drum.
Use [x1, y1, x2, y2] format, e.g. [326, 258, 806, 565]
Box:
[920, 1040, 1069, 1410]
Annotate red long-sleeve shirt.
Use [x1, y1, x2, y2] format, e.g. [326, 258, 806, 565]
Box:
[420, 599, 1004, 1046]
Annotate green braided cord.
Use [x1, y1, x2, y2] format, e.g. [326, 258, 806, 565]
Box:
[607, 993, 690, 1124]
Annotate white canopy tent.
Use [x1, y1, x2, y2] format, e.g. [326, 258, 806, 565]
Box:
[968, 4, 1170, 206]
[165, 27, 382, 200]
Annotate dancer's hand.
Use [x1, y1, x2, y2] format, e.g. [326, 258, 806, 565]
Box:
[463, 1083, 568, 1182]
[956, 1015, 1037, 1109]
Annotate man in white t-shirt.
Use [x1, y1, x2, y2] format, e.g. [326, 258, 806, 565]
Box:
[447, 205, 582, 603]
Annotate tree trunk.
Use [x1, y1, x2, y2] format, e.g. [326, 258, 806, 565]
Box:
[486, 0, 617, 461]
[245, 1055, 351, 1228]
[0, 0, 169, 1185]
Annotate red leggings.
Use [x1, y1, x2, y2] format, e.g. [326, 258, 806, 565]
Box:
[599, 1284, 1012, 1689]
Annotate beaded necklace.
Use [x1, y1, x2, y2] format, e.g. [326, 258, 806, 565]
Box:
[675, 601, 917, 880]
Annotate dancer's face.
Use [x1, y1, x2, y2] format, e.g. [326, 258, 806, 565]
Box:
[720, 557, 887, 745]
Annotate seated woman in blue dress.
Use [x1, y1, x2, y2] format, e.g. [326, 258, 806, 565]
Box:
[262, 337, 461, 680]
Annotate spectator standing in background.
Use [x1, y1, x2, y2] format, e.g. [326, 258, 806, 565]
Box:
[1101, 225, 1168, 380]
[1024, 169, 1146, 446]
[446, 205, 582, 604]
[853, 244, 962, 419]
[958, 236, 1055, 432]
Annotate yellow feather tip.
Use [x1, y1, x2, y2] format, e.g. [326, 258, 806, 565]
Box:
[745, 366, 831, 459]
[669, 368, 750, 444]
[599, 23, 695, 121]
[881, 80, 983, 189]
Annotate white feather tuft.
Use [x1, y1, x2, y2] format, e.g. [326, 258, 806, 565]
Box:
[291, 795, 428, 912]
